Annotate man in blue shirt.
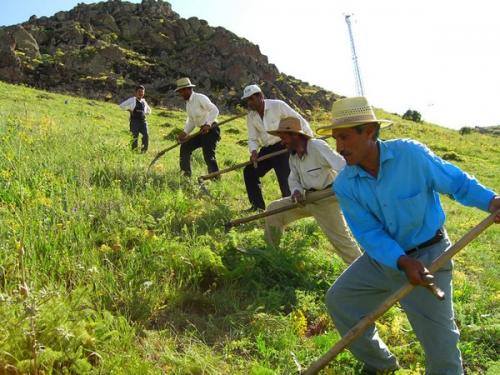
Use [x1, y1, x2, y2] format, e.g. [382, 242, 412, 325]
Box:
[316, 97, 499, 374]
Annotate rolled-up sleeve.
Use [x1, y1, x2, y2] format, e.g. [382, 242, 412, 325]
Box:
[334, 182, 406, 269]
[416, 142, 496, 211]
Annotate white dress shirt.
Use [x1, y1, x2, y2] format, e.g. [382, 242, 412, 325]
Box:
[184, 92, 219, 134]
[119, 97, 152, 114]
[288, 138, 346, 194]
[247, 99, 313, 152]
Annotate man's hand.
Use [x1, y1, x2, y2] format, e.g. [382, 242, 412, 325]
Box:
[488, 195, 500, 223]
[200, 124, 211, 134]
[291, 190, 305, 205]
[397, 255, 432, 286]
[177, 131, 188, 142]
[250, 150, 258, 168]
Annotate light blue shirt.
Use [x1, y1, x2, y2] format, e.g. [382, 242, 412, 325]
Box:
[333, 139, 496, 270]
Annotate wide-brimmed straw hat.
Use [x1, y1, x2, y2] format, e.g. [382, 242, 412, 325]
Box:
[267, 117, 312, 138]
[316, 96, 392, 136]
[175, 77, 196, 91]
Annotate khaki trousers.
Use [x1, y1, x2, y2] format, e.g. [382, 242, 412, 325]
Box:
[264, 191, 362, 264]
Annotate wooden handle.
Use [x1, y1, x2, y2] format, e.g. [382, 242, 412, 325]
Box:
[200, 148, 289, 181]
[148, 113, 246, 171]
[199, 137, 329, 181]
[302, 209, 499, 375]
[225, 189, 334, 229]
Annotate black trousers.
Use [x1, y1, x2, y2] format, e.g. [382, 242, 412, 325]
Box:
[243, 142, 290, 209]
[130, 120, 149, 152]
[180, 127, 220, 176]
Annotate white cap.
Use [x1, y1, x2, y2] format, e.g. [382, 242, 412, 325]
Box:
[241, 84, 262, 100]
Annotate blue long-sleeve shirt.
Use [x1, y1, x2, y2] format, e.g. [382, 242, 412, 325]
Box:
[333, 139, 496, 270]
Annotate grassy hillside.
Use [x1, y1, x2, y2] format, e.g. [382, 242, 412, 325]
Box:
[0, 81, 498, 374]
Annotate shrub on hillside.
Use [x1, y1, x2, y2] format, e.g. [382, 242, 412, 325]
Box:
[402, 109, 422, 123]
[459, 126, 473, 135]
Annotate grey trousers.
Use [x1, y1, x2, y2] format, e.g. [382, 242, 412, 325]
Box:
[325, 234, 464, 374]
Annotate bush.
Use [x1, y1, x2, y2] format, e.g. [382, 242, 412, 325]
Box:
[402, 109, 422, 123]
[459, 127, 473, 135]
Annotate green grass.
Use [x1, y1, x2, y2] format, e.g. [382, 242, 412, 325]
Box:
[0, 81, 498, 374]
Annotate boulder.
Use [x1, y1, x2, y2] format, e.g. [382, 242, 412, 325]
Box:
[120, 16, 143, 41]
[0, 30, 24, 82]
[12, 26, 40, 58]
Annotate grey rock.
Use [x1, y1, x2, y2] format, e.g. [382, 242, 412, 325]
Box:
[12, 26, 41, 58]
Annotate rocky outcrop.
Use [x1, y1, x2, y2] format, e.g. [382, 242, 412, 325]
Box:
[0, 0, 339, 112]
[0, 29, 24, 82]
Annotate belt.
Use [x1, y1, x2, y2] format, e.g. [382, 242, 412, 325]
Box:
[405, 229, 444, 255]
[308, 184, 333, 192]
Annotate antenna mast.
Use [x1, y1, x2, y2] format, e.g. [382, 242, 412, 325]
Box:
[345, 14, 365, 96]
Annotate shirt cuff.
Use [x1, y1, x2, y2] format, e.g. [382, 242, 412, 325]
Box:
[386, 248, 407, 270]
[466, 182, 496, 211]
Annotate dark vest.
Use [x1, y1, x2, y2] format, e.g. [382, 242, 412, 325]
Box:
[130, 99, 146, 122]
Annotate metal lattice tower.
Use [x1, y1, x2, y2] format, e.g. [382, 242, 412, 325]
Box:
[345, 14, 365, 96]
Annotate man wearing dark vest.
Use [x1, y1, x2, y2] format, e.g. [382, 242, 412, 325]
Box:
[119, 85, 151, 152]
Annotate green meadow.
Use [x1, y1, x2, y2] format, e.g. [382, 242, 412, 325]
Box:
[0, 81, 498, 374]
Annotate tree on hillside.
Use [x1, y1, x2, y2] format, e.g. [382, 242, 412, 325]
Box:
[402, 109, 422, 123]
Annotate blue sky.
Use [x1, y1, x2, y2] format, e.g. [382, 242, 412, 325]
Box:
[2, 0, 500, 129]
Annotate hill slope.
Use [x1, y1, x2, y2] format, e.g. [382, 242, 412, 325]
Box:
[0, 0, 338, 113]
[0, 81, 498, 374]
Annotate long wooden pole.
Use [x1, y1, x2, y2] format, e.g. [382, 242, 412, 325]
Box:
[147, 113, 245, 171]
[225, 189, 334, 230]
[199, 148, 288, 181]
[199, 136, 330, 182]
[302, 209, 500, 375]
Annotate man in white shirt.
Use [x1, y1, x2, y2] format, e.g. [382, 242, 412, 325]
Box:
[264, 117, 361, 264]
[175, 78, 220, 177]
[119, 85, 152, 152]
[241, 84, 313, 210]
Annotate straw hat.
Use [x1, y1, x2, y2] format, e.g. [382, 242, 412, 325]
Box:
[175, 77, 196, 91]
[316, 96, 392, 136]
[267, 117, 312, 138]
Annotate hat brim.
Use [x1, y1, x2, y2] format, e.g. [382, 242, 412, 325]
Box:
[241, 91, 262, 100]
[267, 129, 312, 138]
[316, 120, 393, 136]
[175, 84, 196, 92]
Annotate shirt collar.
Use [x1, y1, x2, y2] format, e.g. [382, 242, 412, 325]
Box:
[345, 140, 394, 179]
[290, 138, 309, 158]
[187, 91, 195, 102]
[248, 100, 268, 118]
